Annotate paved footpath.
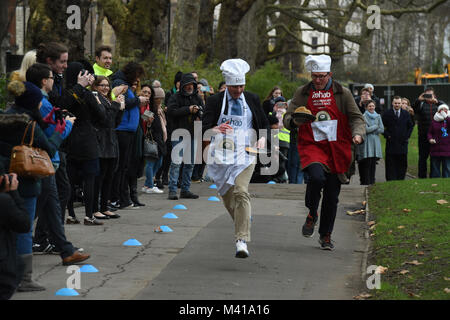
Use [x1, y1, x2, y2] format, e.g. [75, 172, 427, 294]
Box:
[11, 161, 386, 300]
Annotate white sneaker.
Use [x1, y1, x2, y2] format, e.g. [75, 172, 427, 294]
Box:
[147, 186, 163, 194]
[235, 239, 249, 258]
[141, 186, 149, 193]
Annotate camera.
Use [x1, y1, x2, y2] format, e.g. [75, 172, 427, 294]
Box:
[195, 105, 204, 118]
[141, 110, 154, 121]
[423, 93, 432, 99]
[80, 69, 97, 80]
[200, 85, 210, 92]
[0, 174, 13, 190]
[54, 109, 75, 122]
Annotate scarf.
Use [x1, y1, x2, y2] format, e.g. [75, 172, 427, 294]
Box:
[433, 110, 450, 122]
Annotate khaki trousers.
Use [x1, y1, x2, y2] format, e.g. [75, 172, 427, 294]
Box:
[221, 162, 256, 242]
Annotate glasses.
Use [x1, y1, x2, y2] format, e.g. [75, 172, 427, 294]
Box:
[311, 73, 330, 80]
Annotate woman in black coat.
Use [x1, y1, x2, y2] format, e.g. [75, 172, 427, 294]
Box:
[1, 81, 65, 292]
[64, 62, 107, 226]
[91, 76, 124, 219]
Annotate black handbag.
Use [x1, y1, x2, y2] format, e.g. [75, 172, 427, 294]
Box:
[143, 126, 159, 160]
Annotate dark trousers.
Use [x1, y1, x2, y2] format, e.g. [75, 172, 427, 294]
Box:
[156, 140, 172, 183]
[67, 159, 98, 219]
[418, 134, 430, 178]
[304, 163, 341, 236]
[385, 153, 407, 181]
[56, 152, 71, 223]
[358, 157, 377, 185]
[34, 175, 75, 259]
[94, 158, 118, 213]
[111, 131, 135, 204]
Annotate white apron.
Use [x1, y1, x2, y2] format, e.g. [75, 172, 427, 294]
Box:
[207, 91, 256, 196]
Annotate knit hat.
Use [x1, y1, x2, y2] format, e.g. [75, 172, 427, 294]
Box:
[274, 96, 286, 104]
[438, 104, 449, 113]
[8, 81, 43, 111]
[154, 87, 165, 99]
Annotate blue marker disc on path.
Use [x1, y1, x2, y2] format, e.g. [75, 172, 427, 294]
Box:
[55, 288, 79, 296]
[173, 204, 187, 210]
[163, 213, 178, 219]
[123, 239, 142, 246]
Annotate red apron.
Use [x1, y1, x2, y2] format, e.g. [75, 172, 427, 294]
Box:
[297, 88, 352, 174]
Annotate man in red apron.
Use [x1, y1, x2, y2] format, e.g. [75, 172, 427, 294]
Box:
[283, 55, 365, 250]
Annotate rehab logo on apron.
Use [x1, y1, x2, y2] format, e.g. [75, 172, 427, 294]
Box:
[297, 87, 352, 174]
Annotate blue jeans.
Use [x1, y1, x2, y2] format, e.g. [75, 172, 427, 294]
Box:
[288, 143, 304, 184]
[16, 197, 37, 255]
[145, 156, 163, 188]
[169, 138, 196, 193]
[430, 156, 450, 178]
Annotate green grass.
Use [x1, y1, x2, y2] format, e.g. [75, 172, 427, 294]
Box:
[368, 179, 450, 300]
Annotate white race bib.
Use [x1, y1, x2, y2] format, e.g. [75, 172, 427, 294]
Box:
[311, 120, 338, 142]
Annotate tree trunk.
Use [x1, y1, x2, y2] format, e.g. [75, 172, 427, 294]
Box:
[196, 0, 215, 63]
[279, 0, 303, 79]
[214, 0, 254, 62]
[237, 0, 268, 70]
[325, 0, 345, 79]
[169, 0, 201, 66]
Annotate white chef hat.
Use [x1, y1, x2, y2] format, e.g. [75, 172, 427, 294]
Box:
[220, 59, 250, 86]
[305, 54, 332, 73]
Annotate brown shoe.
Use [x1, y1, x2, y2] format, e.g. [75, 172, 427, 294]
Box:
[84, 217, 104, 225]
[62, 250, 90, 266]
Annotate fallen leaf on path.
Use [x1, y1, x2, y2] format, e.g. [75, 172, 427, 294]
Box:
[415, 244, 419, 248]
[444, 277, 450, 281]
[347, 209, 365, 216]
[387, 230, 393, 235]
[369, 224, 376, 231]
[403, 260, 423, 266]
[437, 199, 448, 205]
[431, 184, 438, 187]
[153, 227, 163, 233]
[397, 225, 405, 229]
[434, 256, 440, 260]
[417, 251, 425, 256]
[276, 212, 283, 216]
[375, 266, 388, 274]
[444, 288, 450, 294]
[367, 221, 376, 226]
[399, 270, 410, 275]
[408, 292, 421, 298]
[353, 293, 372, 300]
[403, 208, 411, 213]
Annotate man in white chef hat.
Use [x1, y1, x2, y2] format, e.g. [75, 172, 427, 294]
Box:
[202, 58, 269, 258]
[283, 54, 365, 251]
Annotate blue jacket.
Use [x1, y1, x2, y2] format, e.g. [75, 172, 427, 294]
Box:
[111, 70, 140, 132]
[39, 94, 73, 165]
[356, 111, 384, 161]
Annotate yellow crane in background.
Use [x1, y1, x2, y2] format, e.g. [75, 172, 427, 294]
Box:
[415, 64, 450, 85]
